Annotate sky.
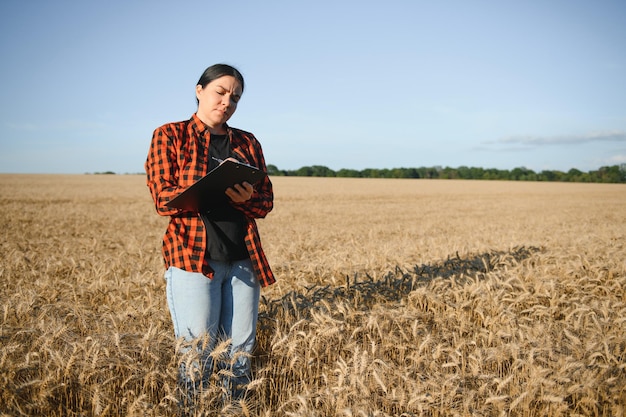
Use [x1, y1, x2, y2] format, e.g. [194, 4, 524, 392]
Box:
[1, 0, 625, 174]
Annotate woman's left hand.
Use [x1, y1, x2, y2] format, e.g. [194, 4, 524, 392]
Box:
[226, 182, 254, 203]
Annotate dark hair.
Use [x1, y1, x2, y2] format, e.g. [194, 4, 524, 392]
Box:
[197, 63, 245, 92]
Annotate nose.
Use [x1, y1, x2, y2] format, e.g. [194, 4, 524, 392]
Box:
[223, 93, 238, 107]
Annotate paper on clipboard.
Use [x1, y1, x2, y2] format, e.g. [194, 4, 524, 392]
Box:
[165, 159, 267, 212]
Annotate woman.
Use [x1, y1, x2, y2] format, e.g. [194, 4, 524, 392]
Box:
[145, 64, 275, 405]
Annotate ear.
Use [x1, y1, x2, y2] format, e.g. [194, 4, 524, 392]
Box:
[195, 84, 203, 100]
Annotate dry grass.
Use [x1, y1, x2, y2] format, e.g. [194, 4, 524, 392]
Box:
[1, 174, 624, 416]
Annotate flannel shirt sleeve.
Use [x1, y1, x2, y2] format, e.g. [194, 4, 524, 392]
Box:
[238, 175, 273, 219]
[231, 134, 274, 219]
[232, 169, 273, 219]
[145, 125, 185, 217]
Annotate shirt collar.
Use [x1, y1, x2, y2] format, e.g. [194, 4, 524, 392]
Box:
[190, 113, 230, 137]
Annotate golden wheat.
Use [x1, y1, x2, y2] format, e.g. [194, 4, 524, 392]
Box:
[1, 174, 625, 416]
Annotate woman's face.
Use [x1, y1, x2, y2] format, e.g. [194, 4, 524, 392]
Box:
[195, 75, 243, 131]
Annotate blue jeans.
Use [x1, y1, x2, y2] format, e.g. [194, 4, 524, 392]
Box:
[164, 259, 260, 401]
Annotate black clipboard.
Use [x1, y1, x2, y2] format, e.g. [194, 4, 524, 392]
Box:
[165, 160, 267, 212]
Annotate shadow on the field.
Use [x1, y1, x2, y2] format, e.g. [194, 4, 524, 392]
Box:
[260, 245, 543, 321]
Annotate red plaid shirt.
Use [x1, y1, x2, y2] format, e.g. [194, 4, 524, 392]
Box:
[145, 113, 275, 287]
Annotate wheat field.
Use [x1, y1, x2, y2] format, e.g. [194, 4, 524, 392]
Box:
[0, 174, 624, 416]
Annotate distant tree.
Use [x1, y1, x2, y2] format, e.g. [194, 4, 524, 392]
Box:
[336, 169, 361, 177]
[440, 167, 458, 179]
[539, 170, 565, 182]
[378, 169, 391, 178]
[389, 168, 404, 178]
[566, 168, 583, 182]
[457, 166, 472, 179]
[266, 164, 284, 176]
[418, 167, 439, 179]
[265, 163, 625, 183]
[510, 167, 535, 181]
[294, 166, 314, 176]
[310, 165, 335, 177]
[594, 165, 624, 183]
[405, 168, 421, 178]
[361, 168, 378, 178]
[481, 169, 496, 180]
[469, 167, 484, 179]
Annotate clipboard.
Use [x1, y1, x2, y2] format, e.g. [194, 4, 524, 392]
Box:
[165, 159, 267, 212]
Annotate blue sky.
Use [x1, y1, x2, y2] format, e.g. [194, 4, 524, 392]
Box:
[1, 0, 625, 174]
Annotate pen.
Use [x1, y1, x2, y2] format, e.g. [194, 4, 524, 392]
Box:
[212, 157, 224, 164]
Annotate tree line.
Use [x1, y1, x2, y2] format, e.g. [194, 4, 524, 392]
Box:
[266, 164, 626, 183]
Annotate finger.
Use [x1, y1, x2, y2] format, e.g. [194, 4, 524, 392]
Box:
[225, 185, 251, 202]
[233, 182, 253, 195]
[241, 182, 253, 193]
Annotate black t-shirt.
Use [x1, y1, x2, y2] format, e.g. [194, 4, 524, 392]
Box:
[200, 133, 249, 262]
